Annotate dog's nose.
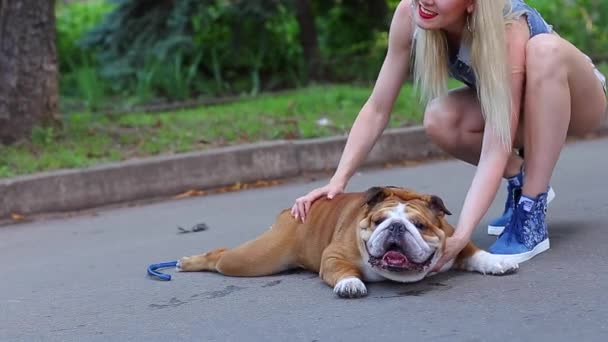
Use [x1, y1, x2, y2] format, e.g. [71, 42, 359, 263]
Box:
[388, 221, 406, 234]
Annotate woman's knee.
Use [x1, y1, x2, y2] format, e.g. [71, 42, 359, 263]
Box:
[526, 34, 567, 83]
[423, 98, 462, 145]
[423, 88, 484, 148]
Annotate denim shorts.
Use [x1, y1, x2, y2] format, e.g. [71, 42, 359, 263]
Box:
[591, 59, 608, 95]
[447, 0, 608, 96]
[448, 0, 553, 87]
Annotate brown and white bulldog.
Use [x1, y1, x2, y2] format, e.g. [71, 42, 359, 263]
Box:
[177, 186, 518, 298]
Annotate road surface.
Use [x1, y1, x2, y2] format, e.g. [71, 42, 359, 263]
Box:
[2, 137, 608, 341]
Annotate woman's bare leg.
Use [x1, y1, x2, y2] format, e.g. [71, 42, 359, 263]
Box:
[423, 86, 524, 177]
[522, 34, 607, 198]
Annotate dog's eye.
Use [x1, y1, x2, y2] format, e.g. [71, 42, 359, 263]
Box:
[413, 221, 425, 229]
[373, 218, 385, 226]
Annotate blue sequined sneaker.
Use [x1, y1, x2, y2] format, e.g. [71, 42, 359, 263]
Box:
[487, 171, 523, 236]
[488, 193, 551, 263]
[487, 173, 555, 236]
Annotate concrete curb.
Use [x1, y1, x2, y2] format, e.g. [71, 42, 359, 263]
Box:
[0, 126, 446, 219]
[2, 122, 607, 220]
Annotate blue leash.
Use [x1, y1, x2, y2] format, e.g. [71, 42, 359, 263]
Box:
[147, 261, 178, 281]
[147, 223, 208, 280]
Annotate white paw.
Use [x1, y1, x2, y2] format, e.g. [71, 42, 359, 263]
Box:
[465, 251, 519, 275]
[176, 258, 185, 272]
[485, 258, 519, 275]
[333, 277, 368, 298]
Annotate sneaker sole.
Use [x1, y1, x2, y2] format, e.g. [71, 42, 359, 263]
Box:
[487, 187, 556, 236]
[492, 238, 550, 264]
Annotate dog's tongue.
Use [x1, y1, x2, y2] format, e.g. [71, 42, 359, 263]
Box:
[383, 251, 408, 267]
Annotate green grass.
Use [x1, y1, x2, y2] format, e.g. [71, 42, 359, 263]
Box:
[0, 83, 437, 179]
[8, 58, 608, 180]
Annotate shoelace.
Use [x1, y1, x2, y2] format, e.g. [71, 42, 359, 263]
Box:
[509, 205, 527, 244]
[499, 203, 527, 244]
[504, 184, 522, 213]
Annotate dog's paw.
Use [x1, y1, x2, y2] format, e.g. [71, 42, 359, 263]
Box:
[176, 257, 188, 272]
[485, 258, 519, 275]
[464, 251, 519, 275]
[334, 277, 368, 298]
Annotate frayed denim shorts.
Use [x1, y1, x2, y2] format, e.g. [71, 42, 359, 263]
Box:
[590, 58, 608, 95]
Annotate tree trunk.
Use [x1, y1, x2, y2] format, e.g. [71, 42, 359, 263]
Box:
[294, 0, 322, 81]
[0, 0, 59, 145]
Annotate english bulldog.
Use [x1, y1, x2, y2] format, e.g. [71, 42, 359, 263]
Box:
[177, 186, 518, 298]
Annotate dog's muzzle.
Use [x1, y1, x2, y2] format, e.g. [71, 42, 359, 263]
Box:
[367, 221, 435, 272]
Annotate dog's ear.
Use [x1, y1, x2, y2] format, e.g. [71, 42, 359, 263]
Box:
[362, 186, 451, 216]
[362, 186, 389, 208]
[360, 187, 389, 229]
[429, 195, 452, 216]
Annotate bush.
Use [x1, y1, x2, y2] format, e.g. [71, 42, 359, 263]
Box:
[73, 0, 399, 102]
[81, 0, 302, 101]
[56, 0, 116, 110]
[55, 0, 115, 73]
[528, 0, 608, 59]
[55, 0, 608, 109]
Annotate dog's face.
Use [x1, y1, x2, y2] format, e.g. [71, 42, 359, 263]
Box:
[358, 186, 453, 282]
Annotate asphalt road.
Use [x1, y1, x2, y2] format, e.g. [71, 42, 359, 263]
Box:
[2, 137, 608, 342]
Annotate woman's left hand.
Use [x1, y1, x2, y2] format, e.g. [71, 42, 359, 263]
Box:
[431, 234, 469, 273]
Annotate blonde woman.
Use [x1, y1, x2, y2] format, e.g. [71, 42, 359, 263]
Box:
[291, 0, 607, 270]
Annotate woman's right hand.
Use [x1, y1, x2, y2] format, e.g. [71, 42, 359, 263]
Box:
[291, 181, 345, 223]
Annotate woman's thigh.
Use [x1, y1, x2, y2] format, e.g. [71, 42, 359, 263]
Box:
[525, 34, 607, 135]
[565, 43, 607, 135]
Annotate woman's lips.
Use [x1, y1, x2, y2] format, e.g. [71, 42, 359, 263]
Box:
[418, 4, 438, 20]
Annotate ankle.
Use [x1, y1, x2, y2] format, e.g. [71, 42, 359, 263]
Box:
[521, 188, 548, 200]
[504, 156, 524, 179]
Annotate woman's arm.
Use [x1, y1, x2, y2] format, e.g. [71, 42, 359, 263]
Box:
[292, 1, 416, 222]
[331, 1, 416, 187]
[432, 18, 530, 270]
[453, 18, 530, 241]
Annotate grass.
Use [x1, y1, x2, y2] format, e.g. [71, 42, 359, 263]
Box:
[9, 59, 607, 180]
[0, 83, 436, 179]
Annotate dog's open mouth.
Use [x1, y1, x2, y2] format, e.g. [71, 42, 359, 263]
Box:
[368, 245, 434, 272]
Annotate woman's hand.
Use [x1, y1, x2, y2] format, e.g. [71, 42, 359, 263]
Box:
[431, 234, 469, 273]
[291, 181, 345, 223]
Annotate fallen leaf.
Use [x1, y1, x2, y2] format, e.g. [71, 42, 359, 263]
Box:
[229, 182, 243, 191]
[11, 213, 26, 222]
[174, 189, 207, 199]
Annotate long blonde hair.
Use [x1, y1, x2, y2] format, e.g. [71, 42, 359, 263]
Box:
[413, 0, 519, 149]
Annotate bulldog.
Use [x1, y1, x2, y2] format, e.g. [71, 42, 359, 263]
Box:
[177, 186, 518, 298]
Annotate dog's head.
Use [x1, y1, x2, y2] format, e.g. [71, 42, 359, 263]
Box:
[358, 186, 453, 282]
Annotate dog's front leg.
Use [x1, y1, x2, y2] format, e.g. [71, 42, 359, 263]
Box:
[320, 248, 367, 298]
[455, 244, 519, 275]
